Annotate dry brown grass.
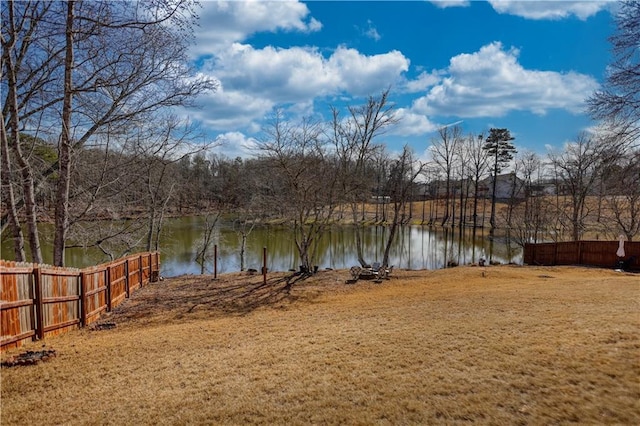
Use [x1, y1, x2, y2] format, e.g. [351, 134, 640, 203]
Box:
[1, 266, 639, 425]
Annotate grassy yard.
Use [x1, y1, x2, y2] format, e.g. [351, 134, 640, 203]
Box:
[1, 265, 639, 425]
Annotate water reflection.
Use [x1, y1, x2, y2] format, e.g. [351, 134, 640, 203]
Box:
[159, 219, 521, 277]
[1, 217, 522, 277]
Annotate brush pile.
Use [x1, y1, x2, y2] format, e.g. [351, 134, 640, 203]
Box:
[1, 349, 57, 367]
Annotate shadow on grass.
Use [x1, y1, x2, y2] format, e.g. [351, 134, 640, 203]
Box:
[106, 272, 319, 325]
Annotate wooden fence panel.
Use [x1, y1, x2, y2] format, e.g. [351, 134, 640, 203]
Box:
[109, 260, 127, 309]
[83, 267, 107, 325]
[524, 241, 640, 270]
[1, 252, 159, 351]
[141, 255, 151, 282]
[581, 241, 616, 268]
[524, 243, 556, 265]
[556, 241, 580, 265]
[127, 257, 142, 292]
[0, 262, 35, 350]
[40, 267, 81, 338]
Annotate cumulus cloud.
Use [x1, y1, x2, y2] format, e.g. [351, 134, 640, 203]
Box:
[488, 0, 612, 20]
[195, 43, 409, 131]
[403, 70, 442, 93]
[192, 0, 321, 56]
[393, 108, 440, 136]
[190, 84, 274, 131]
[412, 42, 599, 118]
[213, 131, 260, 158]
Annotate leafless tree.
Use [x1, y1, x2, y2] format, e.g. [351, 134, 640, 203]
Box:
[463, 132, 490, 240]
[195, 213, 221, 275]
[548, 133, 603, 241]
[1, 0, 58, 263]
[601, 149, 640, 241]
[330, 89, 397, 267]
[258, 112, 338, 273]
[381, 145, 424, 269]
[429, 124, 463, 227]
[588, 1, 640, 151]
[515, 151, 548, 243]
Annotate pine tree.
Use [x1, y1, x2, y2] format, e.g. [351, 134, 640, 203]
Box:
[483, 128, 516, 230]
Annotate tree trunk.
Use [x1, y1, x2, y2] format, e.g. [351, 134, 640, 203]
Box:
[240, 233, 247, 271]
[382, 215, 399, 269]
[2, 2, 42, 263]
[53, 0, 75, 266]
[489, 164, 498, 230]
[351, 203, 368, 267]
[0, 115, 26, 262]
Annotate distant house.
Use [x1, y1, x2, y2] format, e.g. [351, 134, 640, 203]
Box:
[371, 195, 391, 204]
[478, 173, 525, 200]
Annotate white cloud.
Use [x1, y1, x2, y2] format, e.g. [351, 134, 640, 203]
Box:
[213, 131, 260, 158]
[412, 42, 599, 118]
[429, 1, 471, 8]
[363, 20, 382, 41]
[327, 47, 409, 96]
[392, 108, 439, 136]
[190, 85, 274, 130]
[192, 0, 321, 56]
[488, 1, 612, 20]
[403, 70, 442, 93]
[194, 43, 410, 131]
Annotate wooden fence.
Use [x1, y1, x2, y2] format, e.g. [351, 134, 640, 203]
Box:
[523, 241, 640, 271]
[0, 252, 160, 351]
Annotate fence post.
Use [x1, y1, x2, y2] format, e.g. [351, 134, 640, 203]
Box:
[139, 254, 143, 287]
[105, 265, 112, 312]
[214, 245, 218, 280]
[262, 246, 267, 285]
[79, 271, 87, 327]
[148, 253, 153, 282]
[577, 241, 583, 265]
[124, 259, 130, 298]
[33, 267, 44, 341]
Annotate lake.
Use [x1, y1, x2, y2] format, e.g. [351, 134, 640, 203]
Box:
[1, 217, 522, 277]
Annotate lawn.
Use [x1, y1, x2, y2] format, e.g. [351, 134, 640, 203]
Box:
[1, 265, 639, 425]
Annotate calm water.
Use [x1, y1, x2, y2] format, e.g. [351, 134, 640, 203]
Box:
[1, 217, 522, 277]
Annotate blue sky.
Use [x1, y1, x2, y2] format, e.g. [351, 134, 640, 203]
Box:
[186, 0, 617, 159]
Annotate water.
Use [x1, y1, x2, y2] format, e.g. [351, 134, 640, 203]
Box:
[1, 217, 522, 277]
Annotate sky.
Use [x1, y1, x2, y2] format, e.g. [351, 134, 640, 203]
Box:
[185, 0, 617, 160]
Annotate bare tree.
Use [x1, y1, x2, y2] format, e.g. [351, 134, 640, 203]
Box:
[429, 124, 462, 227]
[588, 1, 640, 151]
[0, 115, 25, 261]
[1, 0, 56, 263]
[514, 151, 548, 244]
[195, 213, 221, 275]
[258, 112, 338, 273]
[548, 133, 603, 241]
[601, 149, 640, 241]
[381, 146, 424, 269]
[464, 133, 490, 240]
[330, 89, 397, 267]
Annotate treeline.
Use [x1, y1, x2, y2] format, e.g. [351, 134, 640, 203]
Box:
[4, 94, 638, 270]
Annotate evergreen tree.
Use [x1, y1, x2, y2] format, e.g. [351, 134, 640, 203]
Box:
[483, 128, 516, 230]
